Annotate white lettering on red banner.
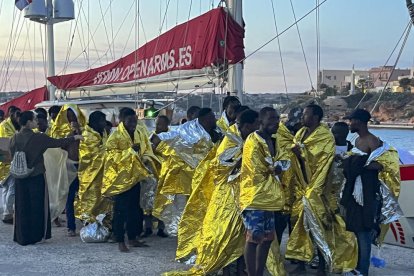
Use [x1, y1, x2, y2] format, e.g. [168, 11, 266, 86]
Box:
[93, 46, 192, 85]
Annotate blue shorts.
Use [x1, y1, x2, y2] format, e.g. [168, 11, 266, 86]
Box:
[242, 210, 276, 243]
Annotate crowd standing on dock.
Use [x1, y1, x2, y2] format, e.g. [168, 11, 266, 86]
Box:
[0, 96, 402, 276]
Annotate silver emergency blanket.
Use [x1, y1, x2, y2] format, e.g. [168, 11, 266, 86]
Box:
[80, 214, 111, 243]
[302, 196, 333, 269]
[379, 180, 403, 224]
[155, 194, 187, 236]
[140, 176, 157, 212]
[157, 119, 212, 169]
[351, 142, 402, 223]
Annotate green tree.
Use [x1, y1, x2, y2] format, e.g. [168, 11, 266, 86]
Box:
[399, 78, 411, 91]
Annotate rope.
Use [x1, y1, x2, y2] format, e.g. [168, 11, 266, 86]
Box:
[289, 0, 315, 91]
[270, 0, 288, 96]
[157, 0, 330, 112]
[355, 21, 412, 109]
[99, 0, 114, 61]
[316, 0, 321, 93]
[370, 23, 411, 113]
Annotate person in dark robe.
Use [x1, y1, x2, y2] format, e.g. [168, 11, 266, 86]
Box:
[9, 111, 82, 246]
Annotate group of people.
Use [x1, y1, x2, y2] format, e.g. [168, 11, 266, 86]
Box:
[0, 96, 401, 276]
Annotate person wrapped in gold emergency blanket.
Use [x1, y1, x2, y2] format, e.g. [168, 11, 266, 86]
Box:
[216, 96, 241, 132]
[0, 106, 21, 224]
[76, 111, 110, 223]
[102, 107, 159, 252]
[286, 104, 357, 275]
[151, 108, 221, 241]
[239, 107, 287, 276]
[187, 109, 260, 275]
[49, 104, 86, 236]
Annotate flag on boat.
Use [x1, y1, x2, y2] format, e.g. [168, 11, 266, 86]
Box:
[15, 0, 32, 11]
[0, 86, 48, 113]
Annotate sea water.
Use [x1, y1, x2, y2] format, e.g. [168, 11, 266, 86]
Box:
[348, 128, 414, 154]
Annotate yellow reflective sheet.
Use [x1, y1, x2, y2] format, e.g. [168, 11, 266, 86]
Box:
[101, 122, 151, 197]
[286, 124, 335, 264]
[275, 123, 297, 214]
[50, 104, 86, 138]
[190, 126, 245, 274]
[216, 114, 229, 133]
[239, 131, 284, 211]
[76, 125, 110, 222]
[376, 146, 401, 244]
[0, 118, 16, 181]
[176, 144, 219, 260]
[324, 156, 358, 272]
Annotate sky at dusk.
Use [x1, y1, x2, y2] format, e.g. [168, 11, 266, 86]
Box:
[0, 0, 413, 93]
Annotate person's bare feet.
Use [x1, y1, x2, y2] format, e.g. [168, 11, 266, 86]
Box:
[54, 218, 62, 227]
[128, 240, 149, 247]
[118, 242, 130, 252]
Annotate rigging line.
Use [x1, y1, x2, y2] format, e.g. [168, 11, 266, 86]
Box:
[40, 24, 47, 81]
[316, 0, 321, 92]
[270, 0, 288, 96]
[0, 8, 19, 89]
[98, 0, 114, 61]
[141, 0, 172, 92]
[222, 0, 229, 95]
[289, 0, 314, 90]
[110, 0, 115, 60]
[134, 0, 139, 102]
[2, 12, 25, 91]
[81, 2, 110, 68]
[172, 0, 193, 93]
[76, 3, 90, 67]
[120, 15, 137, 57]
[355, 21, 411, 109]
[62, 0, 84, 74]
[89, 0, 136, 67]
[176, 0, 179, 25]
[157, 0, 330, 112]
[370, 23, 412, 113]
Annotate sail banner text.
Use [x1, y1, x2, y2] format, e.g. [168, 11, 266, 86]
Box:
[48, 8, 244, 90]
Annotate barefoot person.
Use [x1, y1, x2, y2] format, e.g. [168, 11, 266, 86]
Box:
[10, 111, 82, 245]
[239, 107, 285, 276]
[102, 107, 156, 252]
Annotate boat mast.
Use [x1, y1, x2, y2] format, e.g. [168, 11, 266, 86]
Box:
[227, 0, 244, 102]
[46, 0, 56, 101]
[25, 0, 75, 101]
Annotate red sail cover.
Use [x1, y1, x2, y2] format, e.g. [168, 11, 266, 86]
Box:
[0, 86, 48, 113]
[48, 8, 245, 90]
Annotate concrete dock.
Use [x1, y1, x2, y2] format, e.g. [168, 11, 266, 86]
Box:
[0, 216, 414, 275]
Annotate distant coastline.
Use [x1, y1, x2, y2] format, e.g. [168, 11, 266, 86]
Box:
[368, 123, 414, 130]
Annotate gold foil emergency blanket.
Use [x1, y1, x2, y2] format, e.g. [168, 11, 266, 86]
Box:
[325, 153, 358, 272]
[176, 145, 219, 260]
[367, 142, 401, 244]
[274, 123, 298, 214]
[101, 122, 151, 197]
[50, 104, 86, 139]
[239, 131, 285, 211]
[286, 124, 335, 265]
[0, 118, 16, 181]
[76, 125, 109, 223]
[165, 124, 246, 275]
[216, 111, 230, 132]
